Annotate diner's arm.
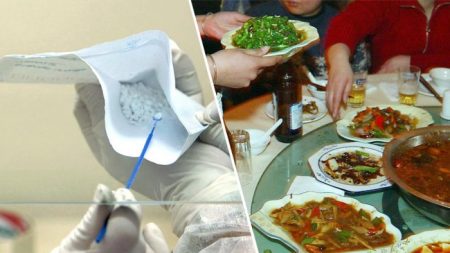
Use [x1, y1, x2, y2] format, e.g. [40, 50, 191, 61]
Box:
[377, 52, 450, 74]
[196, 12, 250, 40]
[325, 43, 353, 119]
[207, 48, 282, 88]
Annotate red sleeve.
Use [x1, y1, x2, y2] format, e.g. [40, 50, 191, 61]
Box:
[325, 0, 388, 55]
[411, 53, 450, 72]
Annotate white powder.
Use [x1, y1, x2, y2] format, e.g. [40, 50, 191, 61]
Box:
[119, 81, 170, 126]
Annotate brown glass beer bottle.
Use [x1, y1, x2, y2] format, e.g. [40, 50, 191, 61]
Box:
[272, 60, 303, 143]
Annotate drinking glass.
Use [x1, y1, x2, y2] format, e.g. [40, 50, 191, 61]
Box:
[348, 71, 367, 108]
[398, 65, 421, 106]
[230, 129, 253, 186]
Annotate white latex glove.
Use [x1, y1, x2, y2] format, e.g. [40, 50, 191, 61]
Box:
[169, 40, 228, 153]
[195, 100, 220, 125]
[52, 184, 170, 253]
[170, 39, 203, 104]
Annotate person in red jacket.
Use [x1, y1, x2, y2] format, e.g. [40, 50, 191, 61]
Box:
[325, 0, 450, 119]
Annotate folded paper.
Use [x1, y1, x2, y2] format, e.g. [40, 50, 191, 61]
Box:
[0, 31, 207, 165]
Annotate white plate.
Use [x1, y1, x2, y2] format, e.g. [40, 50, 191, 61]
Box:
[265, 96, 327, 123]
[419, 73, 449, 96]
[391, 229, 450, 253]
[336, 104, 434, 143]
[221, 20, 319, 58]
[251, 192, 402, 253]
[308, 142, 392, 193]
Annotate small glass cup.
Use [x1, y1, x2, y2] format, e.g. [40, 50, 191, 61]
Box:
[398, 65, 421, 106]
[230, 129, 253, 186]
[348, 71, 367, 108]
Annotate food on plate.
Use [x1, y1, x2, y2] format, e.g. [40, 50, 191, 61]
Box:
[270, 197, 395, 253]
[322, 150, 383, 185]
[348, 107, 418, 138]
[232, 16, 306, 52]
[390, 229, 450, 253]
[412, 242, 450, 253]
[303, 101, 319, 115]
[393, 140, 450, 204]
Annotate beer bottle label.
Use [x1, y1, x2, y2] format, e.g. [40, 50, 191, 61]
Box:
[290, 103, 302, 130]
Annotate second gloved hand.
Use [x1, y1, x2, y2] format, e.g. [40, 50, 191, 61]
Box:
[52, 184, 171, 253]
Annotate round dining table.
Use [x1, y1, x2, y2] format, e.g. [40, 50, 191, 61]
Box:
[224, 73, 449, 252]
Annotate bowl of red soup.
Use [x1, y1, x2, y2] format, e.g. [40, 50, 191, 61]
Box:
[383, 125, 450, 226]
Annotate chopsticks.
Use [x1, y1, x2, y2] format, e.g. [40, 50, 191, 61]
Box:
[420, 76, 443, 103]
[308, 81, 327, 91]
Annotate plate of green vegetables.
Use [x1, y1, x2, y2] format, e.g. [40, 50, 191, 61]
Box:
[221, 16, 319, 58]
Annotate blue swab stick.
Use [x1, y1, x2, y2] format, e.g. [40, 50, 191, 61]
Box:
[126, 112, 162, 189]
[96, 113, 162, 243]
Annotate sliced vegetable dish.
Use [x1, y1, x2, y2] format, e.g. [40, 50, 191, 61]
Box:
[348, 107, 417, 138]
[270, 197, 395, 252]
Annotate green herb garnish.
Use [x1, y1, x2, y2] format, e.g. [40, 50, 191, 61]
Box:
[301, 237, 316, 245]
[372, 217, 383, 226]
[335, 230, 352, 242]
[355, 150, 370, 157]
[359, 209, 370, 219]
[372, 129, 388, 138]
[232, 16, 304, 52]
[354, 165, 378, 173]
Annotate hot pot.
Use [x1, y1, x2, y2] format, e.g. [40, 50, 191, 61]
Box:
[383, 125, 450, 226]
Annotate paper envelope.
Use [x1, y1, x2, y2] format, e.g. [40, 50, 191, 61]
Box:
[0, 31, 207, 165]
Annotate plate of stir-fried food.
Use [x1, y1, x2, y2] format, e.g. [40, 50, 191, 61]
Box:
[265, 96, 327, 123]
[221, 16, 319, 58]
[308, 142, 392, 193]
[336, 105, 433, 143]
[391, 229, 450, 253]
[250, 192, 401, 253]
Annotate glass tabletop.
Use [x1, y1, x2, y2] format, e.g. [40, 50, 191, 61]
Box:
[251, 106, 449, 253]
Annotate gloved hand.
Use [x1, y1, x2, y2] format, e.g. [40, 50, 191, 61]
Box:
[52, 184, 171, 253]
[169, 40, 228, 153]
[195, 100, 220, 125]
[73, 38, 238, 248]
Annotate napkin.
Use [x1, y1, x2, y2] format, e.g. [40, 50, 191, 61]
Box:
[287, 176, 345, 196]
[379, 82, 399, 102]
[366, 83, 377, 94]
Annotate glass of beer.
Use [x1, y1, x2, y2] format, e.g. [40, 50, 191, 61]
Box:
[348, 71, 367, 108]
[398, 65, 421, 106]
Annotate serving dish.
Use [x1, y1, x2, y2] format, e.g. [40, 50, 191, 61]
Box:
[308, 142, 392, 193]
[251, 192, 402, 253]
[336, 105, 433, 143]
[383, 125, 450, 226]
[221, 20, 319, 58]
[265, 96, 327, 123]
[391, 229, 450, 253]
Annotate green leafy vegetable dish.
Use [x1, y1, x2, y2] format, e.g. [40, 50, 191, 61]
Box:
[232, 16, 306, 52]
